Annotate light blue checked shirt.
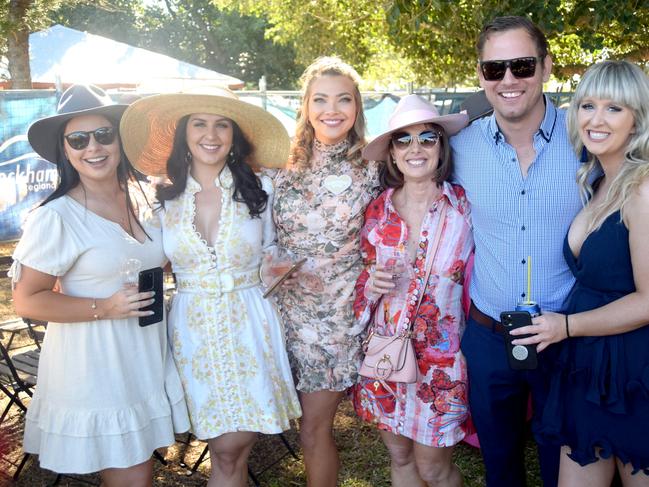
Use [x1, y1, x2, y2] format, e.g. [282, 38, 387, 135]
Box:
[451, 96, 582, 319]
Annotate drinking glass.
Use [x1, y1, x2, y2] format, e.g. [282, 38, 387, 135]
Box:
[120, 258, 142, 288]
[376, 246, 413, 296]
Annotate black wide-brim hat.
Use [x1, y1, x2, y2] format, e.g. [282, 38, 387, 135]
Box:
[27, 84, 128, 164]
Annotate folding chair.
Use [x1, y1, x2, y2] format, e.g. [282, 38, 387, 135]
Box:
[0, 319, 29, 351]
[0, 338, 39, 480]
[181, 432, 299, 486]
[23, 318, 47, 350]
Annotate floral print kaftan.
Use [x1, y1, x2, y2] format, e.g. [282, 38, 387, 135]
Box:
[352, 183, 473, 447]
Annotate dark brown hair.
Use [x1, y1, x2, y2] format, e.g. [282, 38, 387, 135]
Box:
[379, 124, 452, 189]
[477, 16, 549, 60]
[155, 115, 268, 217]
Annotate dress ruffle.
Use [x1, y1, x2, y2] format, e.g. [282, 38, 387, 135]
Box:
[541, 219, 649, 474]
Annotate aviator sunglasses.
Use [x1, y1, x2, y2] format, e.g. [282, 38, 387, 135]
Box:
[64, 126, 117, 150]
[391, 130, 441, 150]
[479, 56, 543, 81]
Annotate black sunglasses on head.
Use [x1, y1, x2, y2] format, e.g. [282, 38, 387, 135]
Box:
[391, 130, 441, 150]
[479, 56, 544, 81]
[64, 126, 117, 150]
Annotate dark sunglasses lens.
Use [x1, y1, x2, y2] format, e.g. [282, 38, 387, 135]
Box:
[65, 132, 91, 150]
[510, 58, 537, 78]
[481, 61, 506, 81]
[94, 127, 116, 145]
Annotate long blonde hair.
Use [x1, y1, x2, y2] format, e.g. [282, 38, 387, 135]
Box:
[567, 60, 649, 232]
[290, 56, 367, 170]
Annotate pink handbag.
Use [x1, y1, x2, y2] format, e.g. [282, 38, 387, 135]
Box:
[359, 201, 447, 392]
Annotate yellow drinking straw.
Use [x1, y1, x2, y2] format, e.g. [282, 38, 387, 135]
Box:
[526, 255, 532, 303]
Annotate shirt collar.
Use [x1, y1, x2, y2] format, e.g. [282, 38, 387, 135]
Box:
[486, 94, 558, 145]
[186, 165, 234, 194]
[385, 180, 461, 215]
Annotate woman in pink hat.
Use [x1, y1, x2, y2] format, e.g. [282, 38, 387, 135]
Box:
[352, 94, 472, 486]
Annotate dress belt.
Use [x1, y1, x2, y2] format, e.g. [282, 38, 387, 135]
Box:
[469, 301, 506, 335]
[175, 269, 259, 294]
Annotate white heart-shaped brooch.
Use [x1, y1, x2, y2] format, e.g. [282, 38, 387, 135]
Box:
[323, 174, 352, 195]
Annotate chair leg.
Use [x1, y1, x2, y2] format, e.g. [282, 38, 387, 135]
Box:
[0, 381, 28, 421]
[248, 465, 260, 487]
[191, 443, 210, 473]
[153, 449, 168, 466]
[12, 452, 30, 480]
[50, 473, 63, 486]
[278, 432, 299, 460]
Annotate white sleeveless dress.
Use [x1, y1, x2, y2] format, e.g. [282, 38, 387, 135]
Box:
[160, 168, 301, 440]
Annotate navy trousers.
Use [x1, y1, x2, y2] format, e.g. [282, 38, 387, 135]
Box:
[461, 316, 560, 487]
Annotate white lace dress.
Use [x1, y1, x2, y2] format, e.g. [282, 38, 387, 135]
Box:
[160, 168, 301, 440]
[10, 195, 190, 474]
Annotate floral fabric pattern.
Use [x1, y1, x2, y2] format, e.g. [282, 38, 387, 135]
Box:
[161, 167, 301, 440]
[352, 183, 473, 447]
[273, 140, 381, 392]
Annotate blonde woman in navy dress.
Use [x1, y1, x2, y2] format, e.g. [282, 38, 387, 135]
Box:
[511, 61, 649, 485]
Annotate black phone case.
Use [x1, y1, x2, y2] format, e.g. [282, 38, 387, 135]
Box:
[138, 267, 164, 327]
[500, 311, 538, 370]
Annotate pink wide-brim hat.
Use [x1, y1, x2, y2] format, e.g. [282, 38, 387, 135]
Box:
[362, 94, 469, 162]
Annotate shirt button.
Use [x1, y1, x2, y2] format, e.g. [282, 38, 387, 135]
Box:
[511, 158, 516, 162]
[521, 225, 526, 231]
[521, 190, 526, 195]
[521, 293, 526, 298]
[521, 259, 526, 264]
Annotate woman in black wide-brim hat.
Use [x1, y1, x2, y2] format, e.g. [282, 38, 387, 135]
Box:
[10, 85, 189, 484]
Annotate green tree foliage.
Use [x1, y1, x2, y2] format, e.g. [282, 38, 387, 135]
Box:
[218, 0, 649, 86]
[216, 0, 391, 76]
[387, 0, 649, 84]
[49, 0, 303, 88]
[1, 0, 85, 87]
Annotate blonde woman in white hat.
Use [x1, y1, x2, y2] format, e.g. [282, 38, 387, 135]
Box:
[120, 88, 301, 487]
[352, 95, 471, 486]
[11, 85, 190, 484]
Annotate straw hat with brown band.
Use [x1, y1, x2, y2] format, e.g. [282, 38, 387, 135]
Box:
[120, 88, 290, 176]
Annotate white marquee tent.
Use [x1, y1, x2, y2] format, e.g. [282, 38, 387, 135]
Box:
[9, 24, 244, 90]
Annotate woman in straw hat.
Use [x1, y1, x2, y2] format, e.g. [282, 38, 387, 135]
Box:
[352, 94, 472, 486]
[271, 56, 381, 486]
[10, 84, 190, 483]
[120, 87, 301, 487]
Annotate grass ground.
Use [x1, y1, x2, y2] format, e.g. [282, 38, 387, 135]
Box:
[0, 241, 543, 486]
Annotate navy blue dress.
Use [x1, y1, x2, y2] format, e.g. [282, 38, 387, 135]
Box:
[541, 211, 649, 474]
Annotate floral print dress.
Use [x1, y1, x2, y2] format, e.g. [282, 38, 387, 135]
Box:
[160, 168, 301, 440]
[352, 183, 473, 447]
[273, 140, 381, 393]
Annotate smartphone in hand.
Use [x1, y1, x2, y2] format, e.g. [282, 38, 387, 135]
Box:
[138, 267, 163, 327]
[500, 311, 538, 370]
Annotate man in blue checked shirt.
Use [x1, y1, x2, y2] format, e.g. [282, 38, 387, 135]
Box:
[451, 16, 582, 487]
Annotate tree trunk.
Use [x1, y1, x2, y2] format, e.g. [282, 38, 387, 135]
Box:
[7, 0, 33, 89]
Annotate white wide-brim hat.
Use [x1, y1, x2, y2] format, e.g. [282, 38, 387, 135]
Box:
[362, 94, 468, 161]
[120, 87, 290, 176]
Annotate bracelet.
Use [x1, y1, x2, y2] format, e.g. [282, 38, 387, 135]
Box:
[565, 314, 571, 338]
[91, 298, 99, 320]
